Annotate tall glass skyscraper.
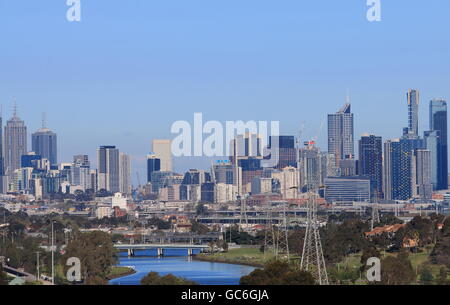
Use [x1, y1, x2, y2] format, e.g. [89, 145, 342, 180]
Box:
[147, 154, 161, 183]
[429, 99, 448, 190]
[358, 134, 383, 200]
[4, 106, 27, 175]
[31, 119, 57, 166]
[383, 139, 413, 200]
[424, 130, 439, 189]
[97, 145, 120, 193]
[407, 89, 420, 138]
[327, 103, 354, 167]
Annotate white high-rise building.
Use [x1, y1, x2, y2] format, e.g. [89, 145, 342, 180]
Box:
[152, 139, 172, 172]
[119, 152, 132, 195]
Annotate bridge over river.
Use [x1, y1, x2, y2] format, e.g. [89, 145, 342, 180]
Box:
[114, 243, 210, 257]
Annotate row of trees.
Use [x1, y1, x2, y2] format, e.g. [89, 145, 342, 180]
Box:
[140, 272, 197, 285]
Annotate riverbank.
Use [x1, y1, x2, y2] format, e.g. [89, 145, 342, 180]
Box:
[194, 247, 271, 268]
[108, 266, 136, 280]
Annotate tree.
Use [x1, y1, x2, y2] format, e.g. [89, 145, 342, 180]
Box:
[191, 221, 209, 234]
[240, 261, 315, 285]
[140, 272, 196, 285]
[380, 252, 416, 285]
[61, 231, 117, 285]
[419, 266, 434, 285]
[437, 267, 449, 285]
[0, 265, 7, 285]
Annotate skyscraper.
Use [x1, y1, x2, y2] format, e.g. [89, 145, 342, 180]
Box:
[383, 139, 413, 200]
[147, 154, 161, 183]
[31, 115, 57, 166]
[412, 149, 433, 200]
[406, 89, 420, 138]
[429, 99, 448, 190]
[152, 139, 172, 172]
[119, 152, 132, 195]
[97, 146, 120, 193]
[4, 105, 27, 175]
[268, 135, 297, 169]
[358, 134, 383, 200]
[424, 130, 440, 190]
[328, 103, 354, 167]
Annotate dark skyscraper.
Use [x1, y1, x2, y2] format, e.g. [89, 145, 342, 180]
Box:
[383, 139, 413, 200]
[268, 135, 297, 169]
[328, 103, 354, 167]
[147, 154, 161, 183]
[429, 99, 448, 190]
[31, 115, 57, 166]
[359, 134, 383, 200]
[97, 145, 120, 193]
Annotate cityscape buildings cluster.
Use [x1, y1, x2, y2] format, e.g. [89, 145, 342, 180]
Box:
[145, 89, 448, 205]
[1, 89, 447, 208]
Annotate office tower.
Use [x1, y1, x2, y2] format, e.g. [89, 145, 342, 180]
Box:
[147, 154, 161, 183]
[152, 139, 172, 172]
[97, 146, 120, 193]
[70, 155, 92, 191]
[298, 145, 321, 191]
[383, 139, 413, 201]
[429, 99, 448, 190]
[4, 105, 27, 175]
[251, 177, 273, 194]
[406, 89, 420, 138]
[412, 149, 433, 200]
[182, 169, 211, 185]
[74, 155, 90, 167]
[119, 153, 132, 195]
[358, 134, 383, 199]
[21, 152, 41, 168]
[212, 161, 241, 185]
[328, 103, 354, 167]
[424, 130, 440, 190]
[31, 115, 57, 166]
[324, 177, 371, 202]
[229, 133, 264, 163]
[268, 135, 297, 169]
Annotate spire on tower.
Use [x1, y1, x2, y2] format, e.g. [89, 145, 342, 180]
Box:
[13, 98, 18, 118]
[42, 112, 47, 129]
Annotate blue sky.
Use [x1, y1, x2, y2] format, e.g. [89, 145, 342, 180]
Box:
[1, 1, 449, 183]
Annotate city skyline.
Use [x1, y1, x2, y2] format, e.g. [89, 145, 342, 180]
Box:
[2, 1, 450, 184]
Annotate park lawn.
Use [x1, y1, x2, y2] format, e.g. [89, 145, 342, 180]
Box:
[197, 247, 278, 267]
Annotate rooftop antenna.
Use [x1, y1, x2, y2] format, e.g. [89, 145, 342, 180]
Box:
[42, 112, 47, 129]
[13, 98, 17, 117]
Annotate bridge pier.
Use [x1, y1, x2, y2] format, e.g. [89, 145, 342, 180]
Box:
[157, 248, 164, 257]
[127, 249, 135, 257]
[187, 248, 193, 256]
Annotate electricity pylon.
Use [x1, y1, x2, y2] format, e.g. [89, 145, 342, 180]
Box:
[276, 201, 290, 262]
[371, 204, 380, 231]
[239, 195, 249, 231]
[264, 195, 290, 262]
[300, 191, 329, 285]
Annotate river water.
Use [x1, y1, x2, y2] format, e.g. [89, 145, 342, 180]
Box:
[109, 249, 256, 285]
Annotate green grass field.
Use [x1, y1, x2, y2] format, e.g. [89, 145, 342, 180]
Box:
[197, 247, 279, 267]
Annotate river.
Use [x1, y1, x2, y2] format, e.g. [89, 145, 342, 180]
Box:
[109, 249, 256, 285]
